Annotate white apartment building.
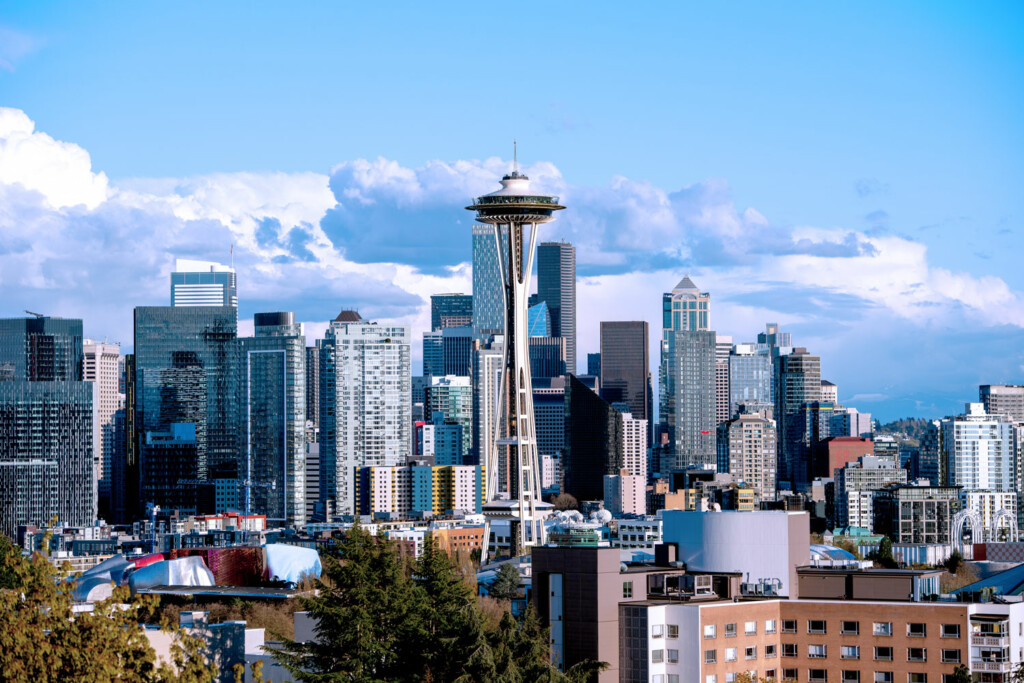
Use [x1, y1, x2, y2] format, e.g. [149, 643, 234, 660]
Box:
[320, 313, 411, 515]
[622, 412, 649, 481]
[605, 471, 647, 517]
[833, 456, 907, 530]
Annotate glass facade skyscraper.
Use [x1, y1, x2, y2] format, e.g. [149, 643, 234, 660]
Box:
[728, 343, 773, 418]
[536, 241, 576, 373]
[134, 306, 239, 514]
[430, 293, 473, 331]
[563, 374, 622, 501]
[662, 330, 718, 469]
[472, 224, 509, 338]
[599, 321, 651, 440]
[239, 312, 306, 525]
[0, 317, 95, 538]
[425, 375, 473, 465]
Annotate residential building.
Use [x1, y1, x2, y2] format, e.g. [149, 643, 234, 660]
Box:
[238, 312, 306, 526]
[622, 412, 649, 481]
[717, 411, 778, 503]
[134, 305, 239, 515]
[425, 375, 472, 464]
[170, 259, 237, 307]
[354, 463, 484, 517]
[604, 471, 646, 516]
[942, 403, 1014, 493]
[417, 411, 463, 465]
[830, 407, 873, 438]
[819, 379, 838, 404]
[471, 338, 505, 489]
[318, 310, 410, 516]
[83, 339, 123, 515]
[873, 483, 961, 544]
[536, 240, 576, 372]
[834, 456, 908, 530]
[600, 321, 651, 442]
[430, 293, 473, 331]
[305, 346, 320, 438]
[0, 316, 95, 538]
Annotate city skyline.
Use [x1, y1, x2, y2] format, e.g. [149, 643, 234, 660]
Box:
[2, 5, 1024, 421]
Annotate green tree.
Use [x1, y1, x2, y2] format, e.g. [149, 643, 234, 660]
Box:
[273, 523, 426, 682]
[0, 533, 216, 682]
[0, 533, 20, 590]
[416, 534, 488, 681]
[870, 536, 898, 569]
[944, 550, 964, 574]
[488, 562, 522, 601]
[949, 664, 972, 683]
[550, 493, 579, 511]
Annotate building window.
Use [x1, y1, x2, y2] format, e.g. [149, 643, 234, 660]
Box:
[783, 620, 798, 634]
[652, 624, 664, 638]
[668, 624, 679, 639]
[907, 648, 926, 662]
[746, 646, 757, 660]
[784, 669, 798, 682]
[766, 644, 777, 658]
[705, 625, 717, 639]
[706, 677, 717, 683]
[668, 676, 679, 683]
[623, 581, 633, 598]
[667, 649, 679, 663]
[941, 649, 960, 664]
[841, 646, 860, 660]
[766, 671, 777, 682]
[653, 676, 664, 683]
[907, 675, 927, 683]
[842, 672, 860, 683]
[940, 624, 960, 639]
[705, 649, 717, 664]
[874, 674, 893, 683]
[766, 619, 777, 634]
[726, 647, 737, 662]
[808, 620, 827, 635]
[809, 645, 827, 659]
[783, 644, 798, 658]
[841, 621, 859, 635]
[726, 675, 737, 683]
[726, 623, 737, 638]
[746, 620, 757, 635]
[809, 669, 827, 683]
[875, 647, 893, 661]
[873, 622, 893, 637]
[907, 623, 926, 638]
[652, 649, 664, 663]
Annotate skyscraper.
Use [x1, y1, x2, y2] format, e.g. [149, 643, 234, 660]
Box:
[430, 293, 473, 331]
[659, 275, 711, 449]
[305, 346, 320, 438]
[528, 336, 566, 379]
[318, 310, 411, 516]
[714, 334, 733, 428]
[170, 259, 237, 307]
[563, 374, 623, 502]
[238, 312, 306, 526]
[536, 241, 576, 373]
[775, 348, 821, 491]
[423, 326, 475, 378]
[83, 339, 123, 516]
[134, 306, 239, 515]
[728, 343, 773, 418]
[599, 321, 651, 439]
[0, 316, 95, 538]
[471, 338, 504, 482]
[528, 301, 552, 337]
[472, 225, 509, 339]
[979, 385, 1024, 422]
[662, 330, 717, 470]
[717, 411, 778, 503]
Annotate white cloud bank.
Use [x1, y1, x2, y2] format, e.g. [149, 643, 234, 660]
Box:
[0, 106, 1021, 417]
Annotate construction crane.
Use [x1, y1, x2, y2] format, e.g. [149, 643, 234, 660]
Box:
[24, 310, 44, 318]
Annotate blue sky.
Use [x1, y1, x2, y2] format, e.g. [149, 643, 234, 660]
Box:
[1, 2, 1023, 420]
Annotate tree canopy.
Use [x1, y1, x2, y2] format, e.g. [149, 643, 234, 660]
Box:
[0, 531, 217, 682]
[274, 524, 606, 682]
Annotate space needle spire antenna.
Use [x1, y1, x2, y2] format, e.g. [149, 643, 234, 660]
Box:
[467, 150, 564, 561]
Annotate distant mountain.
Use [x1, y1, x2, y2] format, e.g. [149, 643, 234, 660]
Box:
[875, 417, 934, 445]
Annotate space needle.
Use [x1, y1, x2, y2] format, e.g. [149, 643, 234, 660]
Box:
[467, 146, 564, 559]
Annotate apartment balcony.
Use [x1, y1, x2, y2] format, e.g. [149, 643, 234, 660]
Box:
[972, 660, 1012, 673]
[971, 635, 1009, 646]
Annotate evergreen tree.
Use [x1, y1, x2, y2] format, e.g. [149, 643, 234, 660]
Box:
[488, 562, 522, 601]
[274, 523, 426, 682]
